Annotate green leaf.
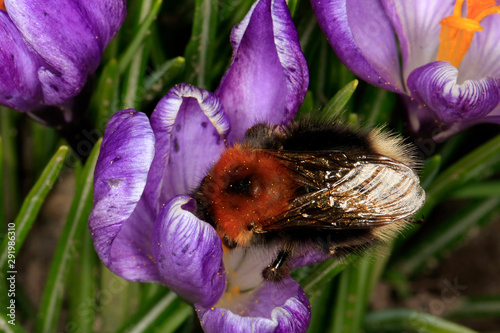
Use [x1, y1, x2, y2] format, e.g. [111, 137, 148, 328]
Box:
[117, 291, 188, 333]
[0, 146, 68, 272]
[392, 197, 500, 277]
[0, 313, 28, 333]
[328, 254, 377, 333]
[307, 280, 335, 333]
[90, 59, 120, 128]
[450, 181, 500, 198]
[359, 86, 396, 126]
[183, 0, 218, 88]
[99, 267, 141, 332]
[447, 296, 500, 319]
[287, 0, 298, 16]
[299, 258, 349, 297]
[36, 140, 100, 333]
[329, 266, 351, 333]
[140, 283, 167, 305]
[420, 155, 442, 190]
[142, 56, 186, 106]
[0, 107, 21, 224]
[295, 91, 315, 119]
[28, 121, 58, 177]
[68, 228, 97, 333]
[364, 309, 479, 333]
[120, 1, 157, 110]
[321, 80, 359, 122]
[418, 134, 500, 218]
[297, 10, 319, 53]
[117, 0, 163, 75]
[151, 300, 192, 333]
[0, 136, 3, 237]
[148, 23, 168, 68]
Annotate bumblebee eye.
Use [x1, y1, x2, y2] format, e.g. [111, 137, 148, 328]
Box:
[227, 176, 253, 196]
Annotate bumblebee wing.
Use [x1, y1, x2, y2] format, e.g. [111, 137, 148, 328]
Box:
[258, 151, 425, 231]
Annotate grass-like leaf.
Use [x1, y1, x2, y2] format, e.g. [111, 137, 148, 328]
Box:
[142, 56, 186, 106]
[35, 140, 100, 333]
[154, 302, 192, 333]
[446, 296, 500, 319]
[364, 309, 479, 333]
[68, 227, 97, 333]
[299, 258, 349, 297]
[420, 155, 442, 190]
[359, 86, 396, 126]
[322, 79, 359, 122]
[328, 254, 378, 333]
[184, 0, 218, 89]
[98, 267, 141, 331]
[0, 107, 21, 224]
[117, 0, 163, 75]
[90, 59, 120, 127]
[419, 134, 500, 218]
[0, 136, 3, 236]
[0, 146, 68, 273]
[0, 313, 27, 333]
[116, 290, 188, 333]
[450, 181, 500, 198]
[287, 0, 298, 16]
[392, 197, 500, 277]
[307, 280, 335, 333]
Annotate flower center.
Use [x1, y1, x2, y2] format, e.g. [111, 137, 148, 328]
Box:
[0, 1, 6, 11]
[437, 0, 500, 68]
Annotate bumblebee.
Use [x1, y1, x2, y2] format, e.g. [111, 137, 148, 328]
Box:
[194, 121, 425, 281]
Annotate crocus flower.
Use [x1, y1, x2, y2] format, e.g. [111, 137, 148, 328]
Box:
[312, 0, 500, 140]
[0, 0, 126, 123]
[89, 0, 313, 331]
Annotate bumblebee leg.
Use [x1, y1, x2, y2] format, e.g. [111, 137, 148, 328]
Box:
[262, 249, 291, 282]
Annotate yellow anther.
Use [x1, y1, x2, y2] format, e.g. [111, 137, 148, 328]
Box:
[437, 0, 500, 68]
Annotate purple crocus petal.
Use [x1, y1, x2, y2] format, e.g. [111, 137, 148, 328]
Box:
[197, 277, 310, 333]
[0, 12, 43, 111]
[459, 13, 500, 81]
[89, 109, 162, 282]
[216, 0, 309, 143]
[381, 0, 454, 85]
[77, 0, 127, 46]
[312, 0, 403, 93]
[146, 83, 230, 214]
[4, 0, 126, 105]
[152, 195, 226, 307]
[407, 61, 500, 123]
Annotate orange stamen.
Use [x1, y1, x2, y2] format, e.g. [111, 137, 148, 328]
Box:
[0, 0, 6, 12]
[437, 0, 500, 68]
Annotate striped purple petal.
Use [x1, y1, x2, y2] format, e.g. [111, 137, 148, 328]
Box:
[312, 0, 403, 93]
[407, 61, 500, 123]
[197, 277, 310, 333]
[1, 0, 126, 110]
[380, 0, 454, 85]
[152, 195, 226, 307]
[216, 0, 308, 143]
[146, 83, 230, 214]
[89, 109, 162, 282]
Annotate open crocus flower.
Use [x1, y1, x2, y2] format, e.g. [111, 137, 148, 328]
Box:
[89, 0, 312, 331]
[312, 0, 500, 140]
[0, 0, 126, 123]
